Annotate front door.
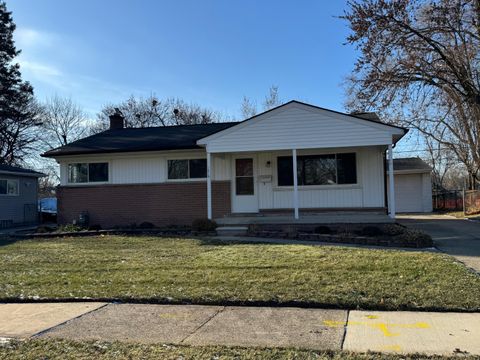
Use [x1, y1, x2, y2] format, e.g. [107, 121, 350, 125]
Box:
[232, 156, 258, 213]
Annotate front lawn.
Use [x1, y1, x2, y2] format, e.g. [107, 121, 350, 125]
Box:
[1, 339, 477, 360]
[1, 235, 479, 311]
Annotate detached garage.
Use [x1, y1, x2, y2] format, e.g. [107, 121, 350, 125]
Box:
[388, 157, 433, 213]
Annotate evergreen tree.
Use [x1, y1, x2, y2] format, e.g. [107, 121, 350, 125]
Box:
[0, 1, 38, 165]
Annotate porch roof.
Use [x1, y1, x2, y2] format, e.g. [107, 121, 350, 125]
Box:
[198, 101, 407, 153]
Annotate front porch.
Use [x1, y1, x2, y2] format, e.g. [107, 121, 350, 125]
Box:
[206, 145, 397, 223]
[199, 102, 406, 223]
[216, 210, 393, 226]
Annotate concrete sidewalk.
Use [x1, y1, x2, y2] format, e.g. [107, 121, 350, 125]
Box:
[1, 303, 480, 356]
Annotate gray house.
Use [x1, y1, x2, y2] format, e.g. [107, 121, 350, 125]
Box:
[0, 164, 45, 229]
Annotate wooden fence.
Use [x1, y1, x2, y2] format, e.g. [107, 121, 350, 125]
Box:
[465, 190, 480, 215]
[432, 190, 463, 211]
[432, 189, 480, 215]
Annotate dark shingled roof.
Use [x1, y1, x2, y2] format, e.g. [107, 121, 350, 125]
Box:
[393, 157, 432, 172]
[0, 164, 45, 177]
[42, 122, 240, 158]
[350, 112, 382, 123]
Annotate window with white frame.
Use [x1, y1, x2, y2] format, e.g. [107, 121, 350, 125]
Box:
[68, 163, 109, 183]
[168, 159, 207, 179]
[277, 153, 357, 186]
[0, 179, 19, 195]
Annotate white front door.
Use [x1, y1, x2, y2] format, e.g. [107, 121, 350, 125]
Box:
[232, 156, 258, 213]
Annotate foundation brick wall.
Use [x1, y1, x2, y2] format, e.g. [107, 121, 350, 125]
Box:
[57, 181, 231, 228]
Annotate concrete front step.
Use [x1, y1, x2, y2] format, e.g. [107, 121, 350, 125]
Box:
[216, 226, 248, 236]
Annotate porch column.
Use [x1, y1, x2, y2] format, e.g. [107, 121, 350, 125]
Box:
[388, 144, 396, 219]
[292, 148, 299, 219]
[207, 151, 212, 220]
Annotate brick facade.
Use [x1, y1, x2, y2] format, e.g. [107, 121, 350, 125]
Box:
[57, 181, 231, 228]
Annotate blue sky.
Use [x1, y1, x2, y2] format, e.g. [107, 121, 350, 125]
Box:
[9, 0, 357, 119]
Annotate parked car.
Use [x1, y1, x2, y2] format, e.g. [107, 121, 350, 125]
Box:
[38, 197, 57, 223]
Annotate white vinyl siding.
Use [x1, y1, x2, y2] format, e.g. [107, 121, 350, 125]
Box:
[422, 173, 433, 212]
[200, 103, 403, 153]
[112, 157, 165, 184]
[59, 150, 232, 185]
[57, 146, 387, 210]
[359, 147, 385, 207]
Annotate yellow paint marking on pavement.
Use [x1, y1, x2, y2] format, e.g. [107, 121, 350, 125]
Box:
[365, 315, 379, 319]
[323, 320, 430, 337]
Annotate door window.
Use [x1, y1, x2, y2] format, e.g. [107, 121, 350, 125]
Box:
[235, 158, 254, 195]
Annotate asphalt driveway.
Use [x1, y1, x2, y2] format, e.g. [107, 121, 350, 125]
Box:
[397, 214, 480, 272]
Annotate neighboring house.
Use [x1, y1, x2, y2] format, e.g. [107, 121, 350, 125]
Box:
[390, 157, 433, 213]
[43, 100, 408, 228]
[0, 164, 45, 229]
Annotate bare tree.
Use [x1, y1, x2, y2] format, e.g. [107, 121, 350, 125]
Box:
[90, 95, 223, 133]
[168, 98, 222, 125]
[443, 165, 469, 189]
[240, 96, 257, 119]
[424, 135, 457, 190]
[39, 95, 87, 148]
[342, 0, 480, 189]
[263, 85, 281, 110]
[240, 85, 282, 119]
[23, 96, 88, 188]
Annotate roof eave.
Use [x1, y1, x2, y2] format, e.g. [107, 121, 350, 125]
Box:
[388, 169, 432, 174]
[0, 170, 46, 178]
[41, 145, 205, 159]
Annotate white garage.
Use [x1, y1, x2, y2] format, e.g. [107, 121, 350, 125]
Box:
[389, 157, 433, 213]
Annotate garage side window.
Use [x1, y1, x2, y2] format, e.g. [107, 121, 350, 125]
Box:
[0, 179, 19, 195]
[68, 163, 108, 183]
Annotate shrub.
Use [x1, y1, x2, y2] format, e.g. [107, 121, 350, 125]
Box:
[58, 224, 83, 232]
[36, 226, 54, 233]
[192, 218, 217, 232]
[88, 224, 102, 231]
[397, 229, 433, 247]
[360, 226, 384, 237]
[382, 224, 405, 236]
[314, 225, 331, 234]
[138, 222, 155, 229]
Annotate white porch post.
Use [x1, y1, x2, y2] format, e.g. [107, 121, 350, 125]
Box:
[292, 149, 299, 219]
[207, 151, 212, 220]
[388, 144, 396, 219]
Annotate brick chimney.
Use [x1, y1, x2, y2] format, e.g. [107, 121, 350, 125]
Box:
[109, 108, 124, 130]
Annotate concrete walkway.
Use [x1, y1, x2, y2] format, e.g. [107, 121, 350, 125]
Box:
[1, 303, 479, 356]
[398, 214, 480, 272]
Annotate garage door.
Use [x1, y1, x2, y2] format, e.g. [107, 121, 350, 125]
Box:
[394, 174, 423, 212]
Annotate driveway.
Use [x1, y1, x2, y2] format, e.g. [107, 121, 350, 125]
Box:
[397, 214, 480, 272]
